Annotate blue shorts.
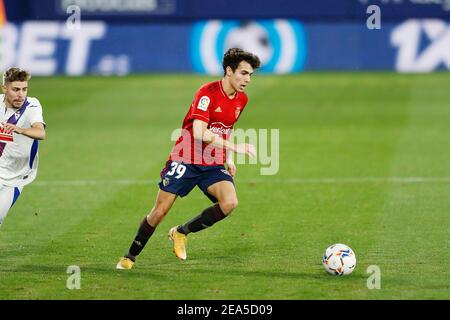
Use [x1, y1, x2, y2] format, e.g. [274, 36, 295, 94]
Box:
[158, 160, 234, 203]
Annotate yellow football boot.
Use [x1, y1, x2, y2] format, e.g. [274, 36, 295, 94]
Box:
[169, 226, 187, 261]
[116, 257, 134, 270]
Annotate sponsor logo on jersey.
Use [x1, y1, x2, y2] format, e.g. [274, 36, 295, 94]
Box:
[0, 127, 13, 142]
[197, 96, 210, 111]
[209, 122, 232, 135]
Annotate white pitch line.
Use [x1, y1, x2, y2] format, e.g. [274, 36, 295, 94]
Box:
[29, 177, 450, 187]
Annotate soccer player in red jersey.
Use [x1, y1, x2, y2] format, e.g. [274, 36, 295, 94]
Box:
[117, 48, 260, 269]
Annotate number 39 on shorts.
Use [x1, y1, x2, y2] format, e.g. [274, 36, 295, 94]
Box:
[166, 162, 186, 179]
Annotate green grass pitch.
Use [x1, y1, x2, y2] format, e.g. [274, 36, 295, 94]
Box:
[1, 72, 450, 299]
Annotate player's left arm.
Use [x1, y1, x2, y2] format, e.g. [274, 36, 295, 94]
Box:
[1, 122, 46, 140]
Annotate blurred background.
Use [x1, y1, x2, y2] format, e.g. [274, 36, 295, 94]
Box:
[1, 0, 449, 75]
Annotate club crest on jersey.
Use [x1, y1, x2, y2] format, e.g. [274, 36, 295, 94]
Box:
[163, 178, 170, 187]
[197, 96, 210, 111]
[235, 107, 241, 119]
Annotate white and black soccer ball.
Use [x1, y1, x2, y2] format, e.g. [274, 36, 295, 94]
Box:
[322, 244, 356, 276]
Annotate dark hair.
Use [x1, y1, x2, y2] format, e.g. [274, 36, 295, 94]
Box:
[3, 67, 31, 85]
[222, 48, 261, 76]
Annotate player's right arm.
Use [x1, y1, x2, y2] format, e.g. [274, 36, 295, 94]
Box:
[192, 119, 256, 157]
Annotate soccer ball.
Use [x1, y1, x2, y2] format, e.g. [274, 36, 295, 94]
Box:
[322, 244, 356, 276]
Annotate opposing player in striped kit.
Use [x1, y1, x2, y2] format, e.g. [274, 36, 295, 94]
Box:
[0, 68, 46, 227]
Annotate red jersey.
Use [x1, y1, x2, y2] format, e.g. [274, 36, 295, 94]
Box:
[169, 80, 248, 166]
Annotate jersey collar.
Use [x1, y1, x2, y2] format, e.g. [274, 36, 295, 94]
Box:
[2, 95, 29, 112]
[219, 80, 238, 100]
